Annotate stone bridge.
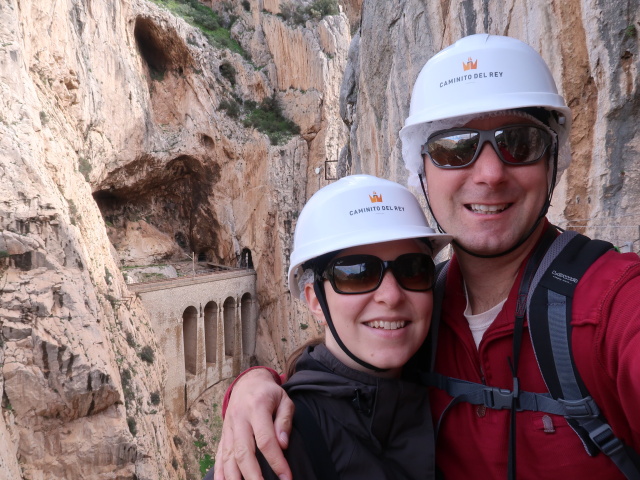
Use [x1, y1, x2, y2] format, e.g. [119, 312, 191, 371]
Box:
[129, 268, 257, 417]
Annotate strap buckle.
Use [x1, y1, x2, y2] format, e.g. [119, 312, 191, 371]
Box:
[483, 387, 515, 410]
[589, 423, 625, 457]
[558, 396, 600, 419]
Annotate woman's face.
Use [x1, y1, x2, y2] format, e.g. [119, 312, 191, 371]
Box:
[305, 239, 433, 377]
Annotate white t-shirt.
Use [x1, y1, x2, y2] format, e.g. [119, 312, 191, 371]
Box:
[463, 284, 507, 348]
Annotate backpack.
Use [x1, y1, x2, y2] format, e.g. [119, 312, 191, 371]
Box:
[424, 229, 640, 479]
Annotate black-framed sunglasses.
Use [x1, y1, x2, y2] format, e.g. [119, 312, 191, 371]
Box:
[421, 124, 555, 169]
[321, 253, 435, 295]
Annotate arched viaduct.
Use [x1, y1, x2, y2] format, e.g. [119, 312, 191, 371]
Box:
[129, 268, 257, 417]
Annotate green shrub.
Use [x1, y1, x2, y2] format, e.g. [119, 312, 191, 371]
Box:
[120, 368, 132, 387]
[219, 61, 236, 85]
[308, 0, 339, 18]
[68, 199, 79, 225]
[278, 0, 339, 25]
[150, 68, 165, 82]
[219, 98, 240, 118]
[150, 391, 161, 405]
[105, 294, 119, 309]
[139, 345, 155, 364]
[220, 93, 300, 144]
[625, 24, 637, 39]
[140, 272, 165, 281]
[78, 156, 92, 181]
[243, 95, 300, 145]
[199, 453, 215, 476]
[120, 367, 136, 405]
[127, 416, 137, 436]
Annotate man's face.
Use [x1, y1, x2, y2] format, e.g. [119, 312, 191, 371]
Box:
[424, 114, 550, 256]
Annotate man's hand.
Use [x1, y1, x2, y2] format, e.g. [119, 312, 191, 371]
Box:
[214, 368, 294, 480]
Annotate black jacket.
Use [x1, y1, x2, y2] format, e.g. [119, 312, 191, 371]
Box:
[259, 344, 435, 480]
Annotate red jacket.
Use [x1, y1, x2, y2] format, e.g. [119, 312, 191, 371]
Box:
[432, 240, 640, 479]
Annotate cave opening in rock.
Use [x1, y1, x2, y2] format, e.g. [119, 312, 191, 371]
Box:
[92, 154, 227, 273]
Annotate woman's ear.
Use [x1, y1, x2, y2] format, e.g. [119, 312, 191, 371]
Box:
[304, 283, 327, 325]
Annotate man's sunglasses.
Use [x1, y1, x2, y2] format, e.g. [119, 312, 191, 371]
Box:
[321, 253, 435, 294]
[421, 124, 554, 169]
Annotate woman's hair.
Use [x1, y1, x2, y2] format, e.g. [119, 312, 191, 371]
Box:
[285, 335, 325, 379]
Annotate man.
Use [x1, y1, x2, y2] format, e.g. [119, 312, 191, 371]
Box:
[214, 34, 640, 480]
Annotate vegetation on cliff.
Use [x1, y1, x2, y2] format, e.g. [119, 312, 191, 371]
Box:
[150, 0, 249, 58]
[277, 0, 340, 25]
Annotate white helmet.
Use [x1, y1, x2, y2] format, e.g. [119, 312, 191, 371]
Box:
[400, 34, 572, 186]
[288, 174, 451, 299]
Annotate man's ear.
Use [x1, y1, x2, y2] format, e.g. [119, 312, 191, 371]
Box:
[304, 283, 327, 325]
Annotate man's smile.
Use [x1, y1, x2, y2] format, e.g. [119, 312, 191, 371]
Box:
[465, 203, 511, 214]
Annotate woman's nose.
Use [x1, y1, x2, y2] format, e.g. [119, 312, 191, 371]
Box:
[373, 270, 404, 305]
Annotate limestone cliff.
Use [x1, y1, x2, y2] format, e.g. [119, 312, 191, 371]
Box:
[1, 0, 348, 478]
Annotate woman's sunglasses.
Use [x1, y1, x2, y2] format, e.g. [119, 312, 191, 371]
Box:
[421, 124, 554, 169]
[321, 253, 435, 294]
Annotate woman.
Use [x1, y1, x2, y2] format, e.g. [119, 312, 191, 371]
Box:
[249, 175, 450, 479]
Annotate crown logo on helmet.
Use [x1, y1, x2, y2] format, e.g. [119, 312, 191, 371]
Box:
[369, 191, 383, 203]
[462, 57, 478, 71]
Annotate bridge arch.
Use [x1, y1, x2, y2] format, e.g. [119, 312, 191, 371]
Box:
[223, 296, 236, 357]
[204, 301, 218, 365]
[241, 293, 255, 358]
[183, 305, 198, 376]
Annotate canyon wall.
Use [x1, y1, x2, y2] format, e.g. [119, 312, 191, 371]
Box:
[0, 0, 639, 478]
[0, 0, 349, 477]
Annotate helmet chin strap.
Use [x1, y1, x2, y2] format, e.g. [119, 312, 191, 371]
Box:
[313, 279, 386, 373]
[418, 144, 559, 259]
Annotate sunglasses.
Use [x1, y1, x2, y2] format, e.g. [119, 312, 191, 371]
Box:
[321, 253, 435, 294]
[421, 124, 554, 169]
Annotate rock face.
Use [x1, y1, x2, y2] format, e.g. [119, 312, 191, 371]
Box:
[0, 0, 347, 477]
[1, 0, 639, 478]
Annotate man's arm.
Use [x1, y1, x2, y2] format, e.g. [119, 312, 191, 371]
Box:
[214, 368, 295, 480]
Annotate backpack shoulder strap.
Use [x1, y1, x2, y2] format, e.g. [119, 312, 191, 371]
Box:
[527, 231, 640, 479]
[428, 259, 450, 371]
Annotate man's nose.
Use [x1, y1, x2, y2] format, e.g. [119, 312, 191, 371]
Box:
[470, 141, 508, 185]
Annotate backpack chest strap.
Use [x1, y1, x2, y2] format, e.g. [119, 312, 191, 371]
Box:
[422, 371, 599, 417]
